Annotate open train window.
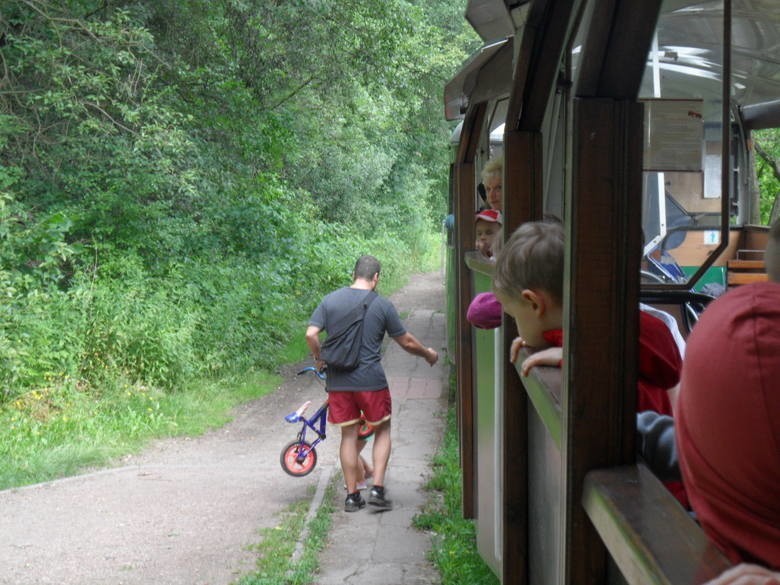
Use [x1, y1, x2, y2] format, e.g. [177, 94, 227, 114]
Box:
[637, 0, 732, 291]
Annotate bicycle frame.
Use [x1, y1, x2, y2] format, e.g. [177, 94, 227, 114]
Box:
[285, 399, 329, 454]
[279, 366, 329, 476]
[280, 365, 374, 476]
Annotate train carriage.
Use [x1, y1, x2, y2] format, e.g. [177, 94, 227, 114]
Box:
[443, 1, 780, 584]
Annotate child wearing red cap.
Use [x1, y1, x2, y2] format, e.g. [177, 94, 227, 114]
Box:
[475, 208, 502, 260]
[467, 209, 504, 329]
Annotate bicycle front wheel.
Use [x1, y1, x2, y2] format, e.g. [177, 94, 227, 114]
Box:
[280, 440, 318, 477]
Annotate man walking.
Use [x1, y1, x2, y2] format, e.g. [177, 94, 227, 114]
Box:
[306, 255, 438, 512]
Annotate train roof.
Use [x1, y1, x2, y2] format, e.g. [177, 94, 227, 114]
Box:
[446, 0, 780, 128]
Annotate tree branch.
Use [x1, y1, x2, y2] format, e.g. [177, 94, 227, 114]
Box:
[754, 139, 780, 183]
[83, 101, 137, 135]
[267, 77, 316, 111]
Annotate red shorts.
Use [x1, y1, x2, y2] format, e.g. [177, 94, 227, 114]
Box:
[327, 388, 391, 427]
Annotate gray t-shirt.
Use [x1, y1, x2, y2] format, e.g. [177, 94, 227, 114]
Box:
[309, 287, 406, 391]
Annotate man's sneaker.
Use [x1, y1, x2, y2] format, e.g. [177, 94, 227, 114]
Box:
[368, 486, 393, 511]
[344, 492, 366, 513]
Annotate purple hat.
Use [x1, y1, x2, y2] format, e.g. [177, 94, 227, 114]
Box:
[466, 292, 503, 329]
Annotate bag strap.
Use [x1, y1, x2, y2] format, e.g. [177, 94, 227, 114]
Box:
[327, 290, 378, 338]
[364, 291, 378, 310]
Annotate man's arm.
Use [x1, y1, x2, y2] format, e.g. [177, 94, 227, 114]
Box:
[392, 332, 438, 366]
[305, 325, 326, 370]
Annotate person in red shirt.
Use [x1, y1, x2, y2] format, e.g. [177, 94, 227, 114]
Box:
[492, 221, 681, 417]
[677, 281, 780, 571]
[687, 218, 780, 584]
[492, 220, 687, 506]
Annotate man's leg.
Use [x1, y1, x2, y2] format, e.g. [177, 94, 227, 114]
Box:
[340, 422, 361, 494]
[370, 420, 391, 487]
[354, 388, 393, 509]
[367, 420, 393, 510]
[356, 438, 372, 487]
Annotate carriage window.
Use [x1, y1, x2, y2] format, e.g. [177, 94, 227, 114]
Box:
[486, 98, 507, 161]
[475, 99, 507, 212]
[638, 1, 730, 291]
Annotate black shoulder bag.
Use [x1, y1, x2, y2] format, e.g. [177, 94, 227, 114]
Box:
[320, 291, 378, 371]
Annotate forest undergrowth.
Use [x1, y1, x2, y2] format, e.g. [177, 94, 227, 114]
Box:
[1, 0, 470, 489]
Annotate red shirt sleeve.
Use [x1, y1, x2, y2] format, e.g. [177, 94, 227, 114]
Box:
[637, 311, 681, 415]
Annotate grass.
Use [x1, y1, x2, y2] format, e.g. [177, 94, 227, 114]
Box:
[0, 325, 323, 492]
[413, 403, 500, 585]
[277, 332, 311, 366]
[236, 481, 336, 585]
[0, 368, 282, 491]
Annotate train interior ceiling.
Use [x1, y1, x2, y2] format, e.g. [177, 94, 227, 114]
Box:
[444, 1, 779, 584]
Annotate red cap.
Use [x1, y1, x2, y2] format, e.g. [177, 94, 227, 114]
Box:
[475, 209, 503, 225]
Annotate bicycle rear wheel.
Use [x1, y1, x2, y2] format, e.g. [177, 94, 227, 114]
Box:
[280, 440, 318, 477]
[357, 420, 375, 441]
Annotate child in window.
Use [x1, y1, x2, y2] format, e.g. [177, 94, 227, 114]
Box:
[494, 221, 681, 414]
[465, 209, 504, 329]
[475, 209, 502, 260]
[492, 220, 688, 505]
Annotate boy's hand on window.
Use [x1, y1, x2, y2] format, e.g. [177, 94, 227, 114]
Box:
[521, 347, 563, 376]
[703, 564, 780, 585]
[476, 240, 492, 258]
[510, 337, 527, 364]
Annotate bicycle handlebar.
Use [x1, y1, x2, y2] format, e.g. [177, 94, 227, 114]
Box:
[296, 366, 326, 380]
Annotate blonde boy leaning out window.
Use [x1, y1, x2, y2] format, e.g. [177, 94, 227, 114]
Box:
[492, 221, 681, 419]
[493, 221, 688, 508]
[491, 221, 565, 375]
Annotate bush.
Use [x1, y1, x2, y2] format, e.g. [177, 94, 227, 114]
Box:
[78, 265, 198, 391]
[0, 1, 452, 408]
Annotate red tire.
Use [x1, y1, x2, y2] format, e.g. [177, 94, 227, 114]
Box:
[280, 441, 318, 477]
[357, 421, 375, 441]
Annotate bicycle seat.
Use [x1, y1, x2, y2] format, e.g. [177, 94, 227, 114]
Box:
[285, 400, 312, 423]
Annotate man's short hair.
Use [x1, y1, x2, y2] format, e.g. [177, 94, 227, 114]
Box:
[353, 255, 381, 280]
[766, 217, 780, 283]
[492, 221, 564, 304]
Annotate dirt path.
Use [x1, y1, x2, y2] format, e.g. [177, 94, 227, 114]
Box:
[0, 271, 444, 585]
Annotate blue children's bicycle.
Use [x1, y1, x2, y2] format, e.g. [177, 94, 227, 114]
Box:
[280, 366, 374, 477]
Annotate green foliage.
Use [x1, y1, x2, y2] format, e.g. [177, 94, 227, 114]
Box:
[0, 370, 279, 489]
[414, 404, 500, 585]
[754, 128, 780, 224]
[78, 263, 198, 390]
[0, 0, 473, 485]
